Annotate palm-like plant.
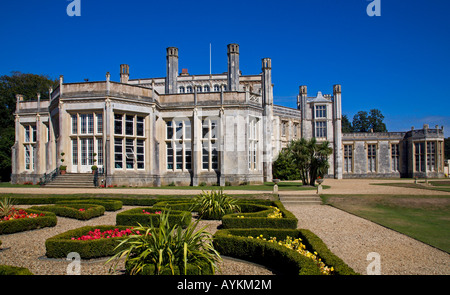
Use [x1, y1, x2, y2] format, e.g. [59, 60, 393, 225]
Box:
[0, 197, 16, 218]
[107, 210, 221, 275]
[191, 189, 240, 220]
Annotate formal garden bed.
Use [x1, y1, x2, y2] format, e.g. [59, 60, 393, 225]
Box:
[0, 207, 57, 235]
[0, 191, 357, 275]
[29, 204, 105, 220]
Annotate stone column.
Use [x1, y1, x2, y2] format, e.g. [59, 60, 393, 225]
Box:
[333, 84, 343, 179]
[227, 44, 240, 92]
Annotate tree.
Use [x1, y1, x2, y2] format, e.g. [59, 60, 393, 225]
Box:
[342, 114, 353, 133]
[0, 72, 58, 181]
[274, 138, 333, 186]
[272, 148, 300, 180]
[351, 109, 387, 132]
[368, 109, 387, 132]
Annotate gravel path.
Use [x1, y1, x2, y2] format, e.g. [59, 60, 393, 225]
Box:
[284, 204, 450, 275]
[0, 206, 273, 275]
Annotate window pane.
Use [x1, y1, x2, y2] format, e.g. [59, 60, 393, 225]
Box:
[114, 138, 122, 169]
[114, 114, 122, 135]
[167, 142, 173, 170]
[87, 114, 94, 134]
[25, 126, 30, 142]
[80, 115, 87, 134]
[166, 121, 173, 139]
[125, 115, 134, 136]
[97, 113, 103, 134]
[185, 120, 191, 140]
[72, 139, 78, 165]
[202, 142, 209, 170]
[175, 121, 183, 140]
[137, 116, 144, 136]
[126, 139, 134, 169]
[81, 139, 87, 165]
[97, 138, 103, 166]
[72, 115, 78, 134]
[185, 142, 192, 170]
[137, 140, 144, 169]
[176, 144, 183, 170]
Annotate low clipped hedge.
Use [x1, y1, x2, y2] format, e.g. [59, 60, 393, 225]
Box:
[222, 201, 298, 229]
[29, 204, 105, 220]
[116, 208, 191, 228]
[125, 260, 215, 275]
[56, 199, 122, 211]
[0, 209, 57, 235]
[213, 228, 358, 275]
[45, 225, 133, 259]
[0, 265, 33, 275]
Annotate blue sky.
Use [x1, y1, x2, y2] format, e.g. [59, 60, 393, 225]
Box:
[1, 0, 449, 136]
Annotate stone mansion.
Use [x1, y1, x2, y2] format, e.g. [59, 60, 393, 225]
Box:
[11, 44, 445, 186]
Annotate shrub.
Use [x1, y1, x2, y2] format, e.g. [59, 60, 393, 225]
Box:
[29, 204, 105, 220]
[213, 228, 358, 275]
[56, 199, 122, 211]
[108, 210, 221, 275]
[45, 225, 134, 259]
[222, 201, 298, 229]
[191, 190, 240, 220]
[116, 208, 191, 228]
[0, 209, 57, 235]
[0, 265, 33, 275]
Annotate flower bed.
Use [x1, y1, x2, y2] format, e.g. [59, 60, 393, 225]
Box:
[29, 204, 105, 220]
[45, 225, 135, 259]
[116, 208, 191, 228]
[0, 208, 57, 235]
[222, 201, 298, 229]
[55, 199, 123, 211]
[213, 228, 358, 275]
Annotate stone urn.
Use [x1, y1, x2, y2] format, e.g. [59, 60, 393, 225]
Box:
[316, 177, 324, 185]
[272, 179, 280, 184]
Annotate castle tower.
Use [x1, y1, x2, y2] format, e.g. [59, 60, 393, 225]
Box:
[165, 47, 179, 94]
[120, 64, 129, 84]
[333, 84, 343, 179]
[227, 44, 240, 91]
[298, 85, 308, 138]
[262, 58, 273, 181]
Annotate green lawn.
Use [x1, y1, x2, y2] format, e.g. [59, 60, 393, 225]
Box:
[322, 194, 450, 253]
[372, 182, 450, 193]
[105, 181, 328, 191]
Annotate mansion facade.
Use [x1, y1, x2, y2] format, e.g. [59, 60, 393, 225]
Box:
[11, 44, 445, 186]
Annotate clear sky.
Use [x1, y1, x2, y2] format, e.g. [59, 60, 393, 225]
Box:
[1, 0, 449, 136]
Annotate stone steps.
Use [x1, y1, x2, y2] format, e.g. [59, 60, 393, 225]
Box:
[44, 173, 96, 188]
[279, 195, 323, 205]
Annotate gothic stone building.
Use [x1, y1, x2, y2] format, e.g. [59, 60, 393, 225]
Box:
[11, 44, 445, 186]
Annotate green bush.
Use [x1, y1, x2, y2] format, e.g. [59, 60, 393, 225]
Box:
[29, 204, 105, 220]
[109, 211, 220, 275]
[116, 208, 191, 228]
[56, 199, 122, 211]
[0, 209, 57, 235]
[0, 265, 33, 275]
[222, 201, 298, 229]
[45, 225, 133, 259]
[213, 228, 358, 275]
[191, 190, 240, 220]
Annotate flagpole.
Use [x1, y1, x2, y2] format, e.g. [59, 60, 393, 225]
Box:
[209, 43, 211, 75]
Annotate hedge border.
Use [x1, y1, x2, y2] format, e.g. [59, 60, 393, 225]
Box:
[0, 209, 57, 235]
[29, 204, 105, 220]
[56, 199, 122, 211]
[222, 201, 298, 229]
[116, 208, 191, 228]
[213, 228, 358, 275]
[125, 260, 215, 275]
[45, 225, 134, 259]
[0, 265, 33, 275]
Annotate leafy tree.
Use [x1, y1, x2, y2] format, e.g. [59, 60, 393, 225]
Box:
[273, 138, 333, 186]
[342, 114, 353, 133]
[272, 148, 300, 180]
[352, 109, 387, 132]
[352, 111, 370, 132]
[368, 109, 387, 132]
[0, 72, 58, 181]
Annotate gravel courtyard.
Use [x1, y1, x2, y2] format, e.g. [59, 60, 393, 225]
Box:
[0, 178, 449, 275]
